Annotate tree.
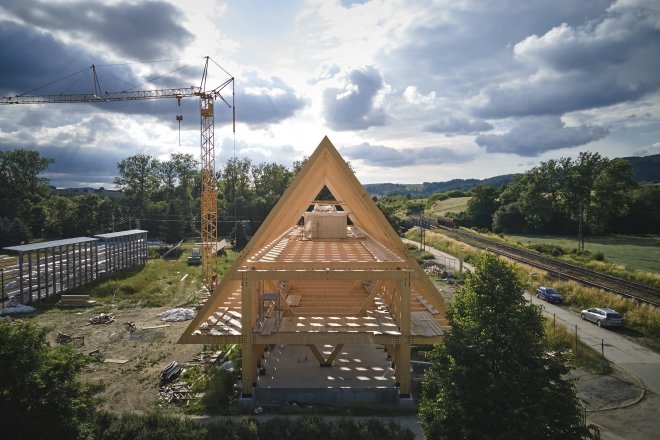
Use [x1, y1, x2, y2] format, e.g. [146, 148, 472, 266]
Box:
[464, 184, 499, 229]
[0, 320, 102, 440]
[420, 253, 585, 439]
[0, 149, 53, 217]
[114, 154, 160, 221]
[7, 217, 32, 245]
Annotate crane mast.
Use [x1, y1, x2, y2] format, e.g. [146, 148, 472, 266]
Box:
[1, 58, 234, 285]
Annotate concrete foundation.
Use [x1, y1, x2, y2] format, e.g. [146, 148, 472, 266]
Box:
[254, 387, 399, 406]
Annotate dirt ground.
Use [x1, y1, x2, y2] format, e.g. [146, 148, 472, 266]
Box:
[21, 281, 204, 413]
[9, 283, 659, 438]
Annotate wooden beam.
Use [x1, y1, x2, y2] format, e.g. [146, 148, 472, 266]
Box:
[235, 269, 414, 281]
[399, 276, 411, 335]
[241, 276, 254, 396]
[306, 344, 326, 365]
[357, 280, 384, 315]
[395, 340, 411, 396]
[325, 343, 344, 365]
[180, 332, 444, 345]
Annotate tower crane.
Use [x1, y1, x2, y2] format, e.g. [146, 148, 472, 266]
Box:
[0, 57, 234, 285]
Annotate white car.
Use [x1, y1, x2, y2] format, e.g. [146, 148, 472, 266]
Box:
[580, 308, 624, 327]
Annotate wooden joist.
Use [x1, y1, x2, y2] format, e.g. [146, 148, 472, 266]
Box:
[58, 294, 96, 307]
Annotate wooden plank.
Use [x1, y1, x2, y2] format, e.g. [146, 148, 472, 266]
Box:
[142, 324, 171, 330]
[104, 358, 129, 364]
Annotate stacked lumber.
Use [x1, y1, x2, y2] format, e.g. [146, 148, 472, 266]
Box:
[58, 294, 96, 307]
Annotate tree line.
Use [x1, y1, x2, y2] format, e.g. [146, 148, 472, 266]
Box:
[450, 152, 660, 249]
[0, 149, 302, 247]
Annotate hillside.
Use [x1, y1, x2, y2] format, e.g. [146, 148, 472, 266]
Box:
[622, 153, 660, 183]
[364, 153, 660, 197]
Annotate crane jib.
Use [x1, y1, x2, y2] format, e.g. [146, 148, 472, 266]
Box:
[0, 87, 206, 104]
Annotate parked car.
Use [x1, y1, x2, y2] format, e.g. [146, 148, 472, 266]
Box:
[580, 308, 625, 327]
[536, 286, 563, 304]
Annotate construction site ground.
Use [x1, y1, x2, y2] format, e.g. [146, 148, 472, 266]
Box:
[6, 274, 657, 439]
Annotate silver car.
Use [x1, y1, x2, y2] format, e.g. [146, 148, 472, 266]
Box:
[580, 308, 624, 327]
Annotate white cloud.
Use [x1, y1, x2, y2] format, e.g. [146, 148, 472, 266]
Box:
[1, 0, 658, 188]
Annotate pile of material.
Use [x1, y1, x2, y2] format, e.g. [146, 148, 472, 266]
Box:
[55, 331, 85, 347]
[0, 303, 36, 314]
[160, 360, 182, 381]
[157, 308, 195, 322]
[58, 295, 96, 307]
[88, 313, 115, 325]
[159, 382, 197, 404]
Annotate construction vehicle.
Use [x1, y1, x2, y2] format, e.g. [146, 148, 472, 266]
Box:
[187, 248, 202, 266]
[0, 57, 233, 285]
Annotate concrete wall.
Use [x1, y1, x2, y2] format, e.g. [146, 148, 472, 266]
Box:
[254, 387, 400, 406]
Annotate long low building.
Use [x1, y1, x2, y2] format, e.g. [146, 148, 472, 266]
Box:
[1, 229, 147, 306]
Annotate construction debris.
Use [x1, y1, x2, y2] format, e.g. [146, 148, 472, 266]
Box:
[187, 350, 224, 366]
[159, 381, 198, 404]
[55, 331, 85, 347]
[160, 360, 182, 381]
[124, 321, 136, 333]
[104, 358, 129, 364]
[0, 303, 36, 314]
[88, 313, 115, 325]
[58, 294, 96, 307]
[157, 308, 195, 322]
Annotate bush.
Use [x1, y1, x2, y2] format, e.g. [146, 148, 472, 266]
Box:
[0, 320, 102, 440]
[202, 367, 236, 415]
[93, 414, 414, 440]
[528, 243, 565, 257]
[93, 412, 207, 440]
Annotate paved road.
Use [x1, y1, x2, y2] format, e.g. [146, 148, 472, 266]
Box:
[530, 295, 660, 395]
[405, 236, 660, 393]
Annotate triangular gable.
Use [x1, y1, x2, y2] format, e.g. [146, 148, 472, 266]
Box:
[179, 136, 446, 342]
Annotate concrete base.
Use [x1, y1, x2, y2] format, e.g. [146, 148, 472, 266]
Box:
[254, 387, 400, 406]
[399, 395, 415, 409]
[239, 395, 254, 408]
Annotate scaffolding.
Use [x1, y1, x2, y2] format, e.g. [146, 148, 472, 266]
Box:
[1, 229, 147, 308]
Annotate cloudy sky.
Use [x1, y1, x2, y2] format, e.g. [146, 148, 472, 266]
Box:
[1, 0, 659, 188]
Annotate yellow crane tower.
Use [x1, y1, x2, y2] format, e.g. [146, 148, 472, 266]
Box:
[0, 57, 234, 285]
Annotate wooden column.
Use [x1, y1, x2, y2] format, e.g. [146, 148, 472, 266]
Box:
[241, 275, 255, 396]
[395, 275, 411, 396]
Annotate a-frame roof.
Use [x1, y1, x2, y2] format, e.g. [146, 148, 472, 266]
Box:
[179, 136, 446, 344]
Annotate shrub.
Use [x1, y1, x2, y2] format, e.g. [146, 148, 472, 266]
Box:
[202, 367, 236, 415]
[93, 412, 207, 440]
[529, 243, 565, 257]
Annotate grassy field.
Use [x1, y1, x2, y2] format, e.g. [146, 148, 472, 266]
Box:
[428, 196, 470, 216]
[503, 234, 660, 274]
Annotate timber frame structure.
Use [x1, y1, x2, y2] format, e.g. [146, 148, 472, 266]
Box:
[179, 136, 448, 399]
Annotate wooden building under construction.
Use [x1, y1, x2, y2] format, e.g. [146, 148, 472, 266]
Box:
[179, 137, 448, 403]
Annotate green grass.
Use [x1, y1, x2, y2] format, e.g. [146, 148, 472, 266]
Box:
[66, 247, 236, 308]
[504, 233, 660, 274]
[544, 319, 611, 374]
[428, 196, 470, 216]
[417, 229, 660, 347]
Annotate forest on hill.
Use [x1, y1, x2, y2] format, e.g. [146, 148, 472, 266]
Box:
[364, 153, 660, 197]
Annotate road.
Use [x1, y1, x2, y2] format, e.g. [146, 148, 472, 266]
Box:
[407, 236, 660, 438]
[530, 295, 660, 395]
[405, 236, 660, 393]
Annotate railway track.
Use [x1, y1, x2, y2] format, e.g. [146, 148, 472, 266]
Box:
[415, 221, 660, 307]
